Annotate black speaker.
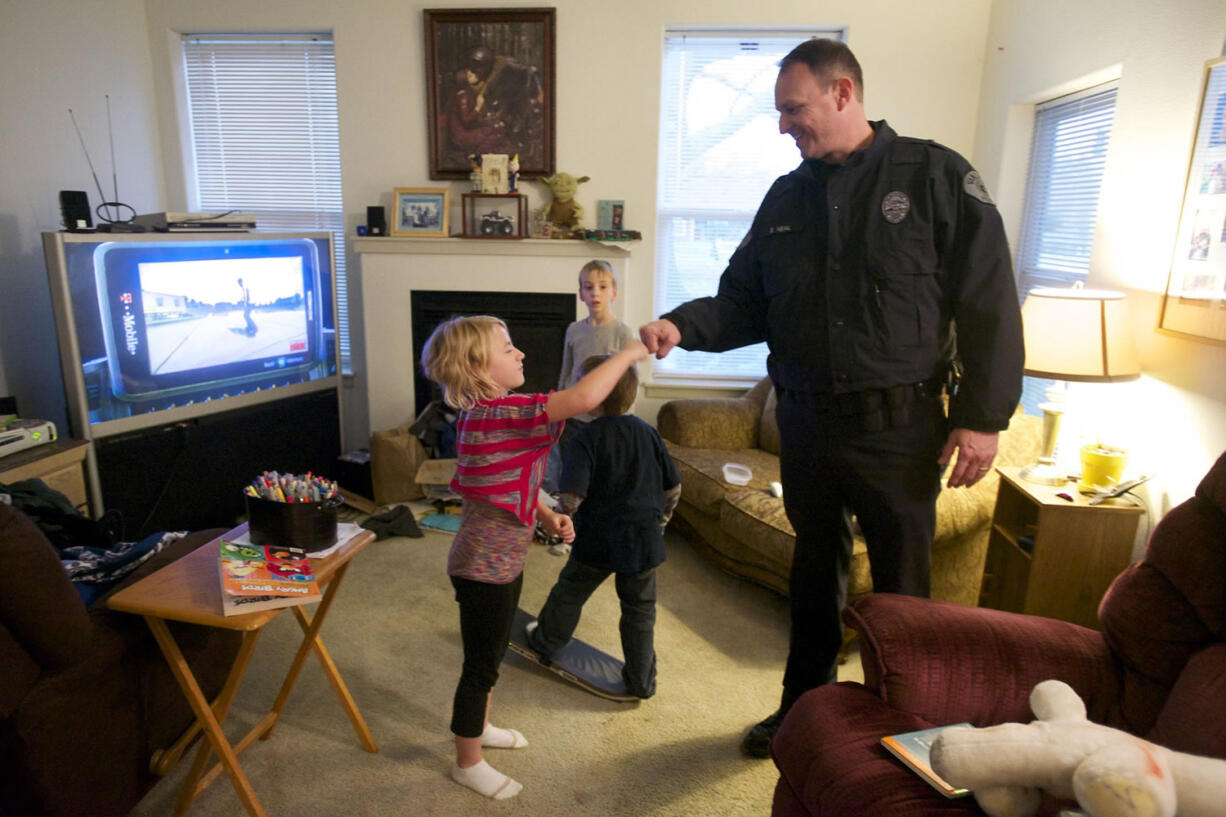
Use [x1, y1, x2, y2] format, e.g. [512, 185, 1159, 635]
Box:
[367, 205, 386, 236]
[59, 190, 92, 231]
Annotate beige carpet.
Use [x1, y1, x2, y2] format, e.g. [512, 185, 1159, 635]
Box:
[129, 524, 862, 817]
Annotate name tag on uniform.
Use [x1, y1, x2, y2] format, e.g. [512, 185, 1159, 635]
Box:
[766, 224, 795, 235]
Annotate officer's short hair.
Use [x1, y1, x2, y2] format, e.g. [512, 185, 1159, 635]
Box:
[780, 38, 864, 101]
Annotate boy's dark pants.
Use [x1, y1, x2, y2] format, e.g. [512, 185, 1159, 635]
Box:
[450, 573, 523, 737]
[533, 557, 658, 698]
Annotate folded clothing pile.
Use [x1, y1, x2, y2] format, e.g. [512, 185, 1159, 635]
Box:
[360, 505, 424, 540]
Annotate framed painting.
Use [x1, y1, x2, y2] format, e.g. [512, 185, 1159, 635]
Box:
[391, 187, 451, 237]
[1159, 55, 1226, 345]
[424, 8, 555, 180]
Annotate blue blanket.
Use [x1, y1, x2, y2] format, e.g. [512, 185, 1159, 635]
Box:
[63, 530, 187, 605]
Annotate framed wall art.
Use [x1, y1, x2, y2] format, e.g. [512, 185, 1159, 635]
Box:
[424, 8, 555, 181]
[1159, 55, 1226, 345]
[391, 187, 451, 237]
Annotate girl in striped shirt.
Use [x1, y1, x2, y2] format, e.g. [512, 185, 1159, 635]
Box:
[421, 314, 647, 800]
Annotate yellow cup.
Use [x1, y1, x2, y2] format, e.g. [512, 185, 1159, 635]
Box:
[1079, 444, 1127, 494]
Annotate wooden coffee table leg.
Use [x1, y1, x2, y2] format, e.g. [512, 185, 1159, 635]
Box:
[171, 630, 264, 811]
[291, 603, 378, 752]
[259, 560, 376, 752]
[145, 616, 267, 817]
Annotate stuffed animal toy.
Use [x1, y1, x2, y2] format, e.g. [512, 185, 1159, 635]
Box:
[538, 172, 589, 232]
[929, 680, 1226, 817]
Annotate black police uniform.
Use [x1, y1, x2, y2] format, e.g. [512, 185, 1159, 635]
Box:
[662, 120, 1023, 702]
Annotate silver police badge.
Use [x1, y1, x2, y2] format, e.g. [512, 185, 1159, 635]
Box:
[881, 191, 910, 223]
[964, 171, 995, 205]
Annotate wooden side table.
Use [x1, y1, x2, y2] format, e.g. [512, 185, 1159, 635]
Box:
[0, 438, 91, 513]
[107, 524, 377, 817]
[979, 466, 1145, 629]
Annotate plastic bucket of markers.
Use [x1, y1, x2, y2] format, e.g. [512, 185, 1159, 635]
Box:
[245, 494, 343, 553]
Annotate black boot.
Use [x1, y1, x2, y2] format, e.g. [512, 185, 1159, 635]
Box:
[740, 690, 799, 758]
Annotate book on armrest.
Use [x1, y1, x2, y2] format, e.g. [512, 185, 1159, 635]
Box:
[880, 723, 972, 798]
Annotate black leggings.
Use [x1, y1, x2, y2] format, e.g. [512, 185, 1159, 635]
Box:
[449, 573, 523, 738]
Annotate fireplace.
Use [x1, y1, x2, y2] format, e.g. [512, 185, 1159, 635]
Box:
[411, 290, 576, 412]
[354, 238, 630, 436]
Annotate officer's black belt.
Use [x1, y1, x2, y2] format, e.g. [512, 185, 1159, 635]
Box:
[781, 378, 945, 431]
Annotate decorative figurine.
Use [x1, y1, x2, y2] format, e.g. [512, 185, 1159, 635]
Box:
[538, 172, 590, 235]
[508, 154, 520, 193]
[467, 154, 482, 192]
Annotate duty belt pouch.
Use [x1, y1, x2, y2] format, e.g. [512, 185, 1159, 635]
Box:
[886, 384, 912, 429]
[861, 390, 885, 432]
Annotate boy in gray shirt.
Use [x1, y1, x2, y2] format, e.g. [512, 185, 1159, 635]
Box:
[543, 260, 633, 501]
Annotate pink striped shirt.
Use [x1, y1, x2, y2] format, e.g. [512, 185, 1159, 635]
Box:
[447, 393, 561, 582]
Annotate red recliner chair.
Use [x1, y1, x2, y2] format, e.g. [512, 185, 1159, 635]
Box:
[771, 451, 1226, 816]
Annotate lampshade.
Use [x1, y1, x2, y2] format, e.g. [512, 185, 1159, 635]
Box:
[1021, 287, 1140, 382]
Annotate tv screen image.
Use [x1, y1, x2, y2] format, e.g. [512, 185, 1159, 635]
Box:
[45, 232, 338, 438]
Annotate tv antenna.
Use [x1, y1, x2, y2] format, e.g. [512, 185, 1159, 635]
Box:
[68, 96, 134, 226]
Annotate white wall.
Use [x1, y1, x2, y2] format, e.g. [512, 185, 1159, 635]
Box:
[0, 0, 992, 449]
[0, 0, 166, 427]
[22, 2, 1226, 511]
[140, 0, 992, 442]
[974, 0, 1226, 510]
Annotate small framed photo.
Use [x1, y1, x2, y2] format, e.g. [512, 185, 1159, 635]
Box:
[597, 199, 625, 230]
[391, 187, 450, 237]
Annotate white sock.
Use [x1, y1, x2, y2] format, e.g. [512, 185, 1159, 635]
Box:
[481, 723, 528, 749]
[451, 759, 522, 799]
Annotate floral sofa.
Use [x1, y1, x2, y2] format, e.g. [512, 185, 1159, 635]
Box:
[656, 378, 1043, 607]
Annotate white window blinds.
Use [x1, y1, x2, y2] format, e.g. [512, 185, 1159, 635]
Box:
[1016, 83, 1118, 415]
[181, 34, 350, 369]
[654, 29, 842, 381]
[1016, 84, 1118, 294]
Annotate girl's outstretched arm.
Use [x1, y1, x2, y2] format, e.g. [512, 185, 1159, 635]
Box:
[545, 340, 647, 422]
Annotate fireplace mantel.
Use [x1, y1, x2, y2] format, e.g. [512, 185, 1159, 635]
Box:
[354, 236, 634, 258]
[356, 237, 635, 432]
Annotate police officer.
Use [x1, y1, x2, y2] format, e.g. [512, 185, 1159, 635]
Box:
[639, 38, 1023, 757]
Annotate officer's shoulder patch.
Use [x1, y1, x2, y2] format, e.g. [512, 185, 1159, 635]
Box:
[963, 171, 995, 205]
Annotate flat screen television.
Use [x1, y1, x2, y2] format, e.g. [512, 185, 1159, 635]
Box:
[43, 231, 339, 440]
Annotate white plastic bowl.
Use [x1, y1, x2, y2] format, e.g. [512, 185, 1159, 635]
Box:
[722, 462, 752, 486]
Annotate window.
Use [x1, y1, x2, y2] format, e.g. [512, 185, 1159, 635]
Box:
[654, 29, 842, 381]
[181, 34, 350, 370]
[1015, 83, 1118, 413]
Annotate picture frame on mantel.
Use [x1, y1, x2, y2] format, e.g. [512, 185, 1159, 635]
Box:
[424, 8, 556, 181]
[391, 187, 451, 237]
[1159, 54, 1226, 346]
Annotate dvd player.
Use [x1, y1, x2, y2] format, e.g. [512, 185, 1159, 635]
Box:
[132, 211, 257, 231]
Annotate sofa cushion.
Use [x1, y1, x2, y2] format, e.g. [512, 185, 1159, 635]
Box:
[663, 440, 783, 517]
[720, 485, 874, 596]
[772, 682, 981, 816]
[0, 504, 92, 670]
[1147, 643, 1226, 758]
[721, 486, 795, 570]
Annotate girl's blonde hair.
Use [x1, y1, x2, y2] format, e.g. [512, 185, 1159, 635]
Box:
[420, 315, 510, 410]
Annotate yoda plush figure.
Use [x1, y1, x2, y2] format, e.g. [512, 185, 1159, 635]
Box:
[538, 172, 589, 233]
[930, 680, 1226, 817]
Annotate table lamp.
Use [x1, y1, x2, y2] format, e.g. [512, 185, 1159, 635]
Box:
[1019, 286, 1140, 485]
